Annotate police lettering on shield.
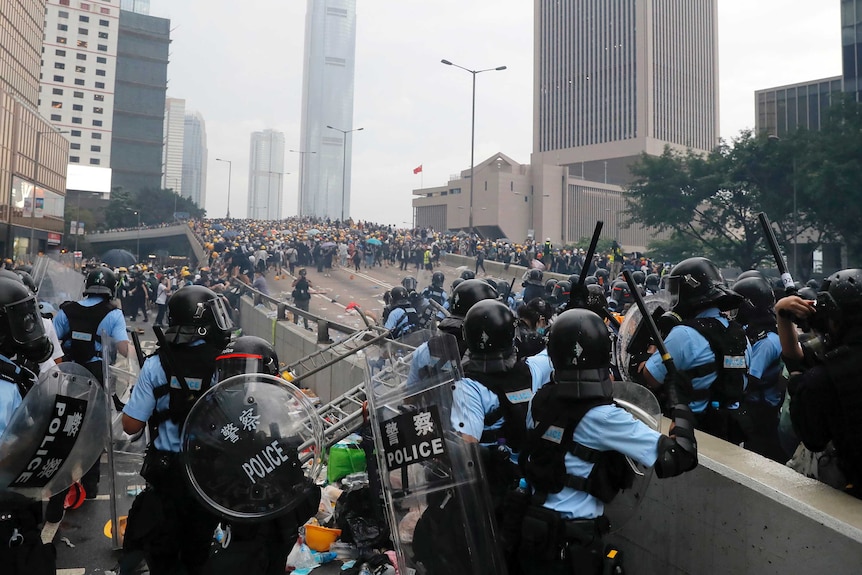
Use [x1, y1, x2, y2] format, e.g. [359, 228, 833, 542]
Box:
[379, 405, 450, 472]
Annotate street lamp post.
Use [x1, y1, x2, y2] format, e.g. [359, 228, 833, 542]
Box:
[326, 125, 364, 222]
[290, 149, 317, 217]
[215, 158, 232, 219]
[134, 210, 141, 261]
[441, 59, 507, 233]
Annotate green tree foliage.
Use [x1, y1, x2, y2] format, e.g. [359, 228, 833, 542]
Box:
[104, 187, 205, 229]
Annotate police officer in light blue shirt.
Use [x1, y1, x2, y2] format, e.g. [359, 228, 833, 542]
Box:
[384, 286, 420, 339]
[518, 309, 698, 575]
[637, 257, 751, 443]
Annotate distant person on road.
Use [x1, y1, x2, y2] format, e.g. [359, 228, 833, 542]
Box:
[291, 269, 312, 330]
[475, 248, 486, 276]
[253, 270, 270, 297]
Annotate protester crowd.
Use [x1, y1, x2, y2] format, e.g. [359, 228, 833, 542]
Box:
[0, 212, 858, 575]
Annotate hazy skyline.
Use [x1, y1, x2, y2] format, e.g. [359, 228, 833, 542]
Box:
[148, 1, 842, 226]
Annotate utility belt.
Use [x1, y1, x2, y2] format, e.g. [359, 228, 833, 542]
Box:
[695, 403, 750, 445]
[520, 505, 609, 562]
[140, 446, 180, 486]
[0, 497, 55, 575]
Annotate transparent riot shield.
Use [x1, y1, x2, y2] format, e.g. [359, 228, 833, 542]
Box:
[0, 362, 108, 500]
[104, 332, 146, 549]
[604, 380, 662, 533]
[614, 293, 673, 380]
[34, 255, 84, 307]
[363, 332, 507, 575]
[181, 374, 324, 522]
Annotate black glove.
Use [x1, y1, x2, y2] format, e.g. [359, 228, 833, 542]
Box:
[670, 404, 697, 457]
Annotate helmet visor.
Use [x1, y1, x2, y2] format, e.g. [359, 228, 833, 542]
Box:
[195, 295, 234, 332]
[666, 275, 682, 309]
[6, 295, 46, 347]
[215, 353, 266, 382]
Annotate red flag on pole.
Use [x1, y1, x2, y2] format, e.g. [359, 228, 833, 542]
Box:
[413, 165, 423, 175]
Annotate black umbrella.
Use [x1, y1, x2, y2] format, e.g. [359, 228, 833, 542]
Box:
[101, 248, 137, 269]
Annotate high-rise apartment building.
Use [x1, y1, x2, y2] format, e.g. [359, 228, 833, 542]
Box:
[842, 0, 862, 101]
[2, 0, 69, 258]
[298, 0, 357, 220]
[39, 0, 119, 170]
[162, 97, 185, 195]
[182, 111, 207, 209]
[120, 0, 150, 14]
[248, 130, 285, 221]
[110, 9, 169, 196]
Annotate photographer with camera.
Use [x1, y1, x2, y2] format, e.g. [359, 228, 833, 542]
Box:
[776, 269, 862, 500]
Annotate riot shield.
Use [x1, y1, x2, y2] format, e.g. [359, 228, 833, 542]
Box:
[604, 380, 662, 533]
[0, 362, 108, 499]
[181, 373, 324, 523]
[364, 332, 507, 575]
[34, 255, 84, 307]
[614, 293, 672, 380]
[103, 332, 146, 549]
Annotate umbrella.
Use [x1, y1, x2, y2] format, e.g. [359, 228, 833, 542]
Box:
[307, 229, 322, 236]
[211, 224, 225, 231]
[320, 241, 336, 249]
[101, 249, 137, 269]
[530, 259, 545, 271]
[456, 230, 469, 238]
[222, 230, 240, 239]
[366, 238, 382, 246]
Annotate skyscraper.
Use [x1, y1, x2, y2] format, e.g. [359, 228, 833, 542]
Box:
[182, 111, 207, 209]
[532, 0, 719, 184]
[162, 97, 185, 195]
[842, 0, 862, 101]
[248, 130, 285, 221]
[120, 0, 150, 15]
[298, 0, 357, 220]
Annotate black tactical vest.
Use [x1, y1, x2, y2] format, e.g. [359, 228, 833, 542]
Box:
[424, 287, 446, 306]
[59, 299, 116, 363]
[464, 360, 534, 452]
[391, 303, 420, 339]
[151, 343, 221, 429]
[824, 345, 862, 491]
[681, 317, 748, 407]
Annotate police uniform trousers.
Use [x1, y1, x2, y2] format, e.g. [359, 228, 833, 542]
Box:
[517, 506, 609, 575]
[123, 454, 218, 575]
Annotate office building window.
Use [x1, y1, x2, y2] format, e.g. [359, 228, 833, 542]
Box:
[53, 75, 64, 82]
[92, 132, 102, 139]
[93, 107, 103, 114]
[94, 81, 104, 88]
[100, 6, 109, 14]
[78, 28, 88, 35]
[99, 19, 109, 27]
[75, 66, 85, 73]
[98, 32, 108, 39]
[80, 2, 90, 9]
[51, 101, 62, 108]
[94, 94, 104, 101]
[72, 104, 83, 111]
[69, 156, 79, 163]
[90, 145, 101, 152]
[92, 119, 102, 127]
[70, 130, 81, 136]
[57, 23, 68, 31]
[76, 53, 86, 60]
[56, 37, 67, 44]
[97, 44, 107, 51]
[73, 91, 83, 98]
[52, 88, 63, 95]
[54, 62, 65, 69]
[72, 117, 82, 124]
[96, 56, 106, 64]
[79, 15, 89, 22]
[95, 69, 105, 76]
[90, 159, 100, 165]
[50, 114, 61, 121]
[77, 40, 87, 48]
[59, 11, 69, 18]
[70, 143, 80, 150]
[55, 49, 66, 56]
[74, 78, 84, 85]
[59, 0, 69, 4]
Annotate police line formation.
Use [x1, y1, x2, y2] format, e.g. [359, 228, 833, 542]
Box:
[0, 215, 859, 575]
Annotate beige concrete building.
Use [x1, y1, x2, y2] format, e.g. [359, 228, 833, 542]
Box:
[1, 0, 70, 259]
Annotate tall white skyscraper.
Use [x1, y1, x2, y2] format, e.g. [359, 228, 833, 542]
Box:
[162, 97, 185, 195]
[248, 130, 285, 221]
[120, 0, 150, 15]
[182, 111, 207, 208]
[298, 0, 357, 220]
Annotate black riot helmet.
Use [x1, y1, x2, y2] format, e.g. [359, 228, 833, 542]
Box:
[608, 280, 633, 311]
[523, 268, 543, 286]
[450, 279, 498, 318]
[401, 276, 418, 293]
[215, 336, 280, 381]
[495, 279, 512, 300]
[546, 309, 613, 397]
[463, 299, 516, 360]
[595, 268, 610, 283]
[483, 278, 500, 293]
[552, 280, 571, 303]
[733, 276, 776, 326]
[165, 285, 234, 347]
[811, 269, 862, 341]
[736, 270, 765, 282]
[645, 273, 660, 292]
[431, 271, 445, 288]
[797, 286, 818, 300]
[584, 275, 598, 286]
[459, 269, 476, 281]
[518, 297, 553, 329]
[666, 257, 743, 317]
[84, 266, 117, 298]
[389, 285, 410, 306]
[451, 277, 464, 292]
[632, 270, 646, 286]
[14, 271, 37, 294]
[544, 278, 558, 296]
[0, 276, 52, 362]
[567, 274, 579, 285]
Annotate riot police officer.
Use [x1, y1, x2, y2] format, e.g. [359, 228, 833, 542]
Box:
[121, 285, 233, 574]
[0, 276, 57, 574]
[421, 271, 449, 317]
[637, 257, 751, 443]
[734, 275, 787, 462]
[777, 269, 862, 499]
[518, 309, 698, 575]
[384, 286, 420, 339]
[515, 297, 552, 360]
[519, 269, 545, 306]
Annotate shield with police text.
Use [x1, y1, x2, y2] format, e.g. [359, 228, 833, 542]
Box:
[181, 373, 324, 522]
[604, 380, 662, 533]
[0, 362, 108, 499]
[614, 293, 673, 380]
[364, 332, 507, 575]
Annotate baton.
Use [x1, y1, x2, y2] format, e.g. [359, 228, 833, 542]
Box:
[757, 212, 797, 295]
[128, 328, 147, 370]
[622, 270, 682, 409]
[567, 221, 604, 309]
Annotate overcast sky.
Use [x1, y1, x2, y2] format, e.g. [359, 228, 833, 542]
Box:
[148, 0, 841, 226]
